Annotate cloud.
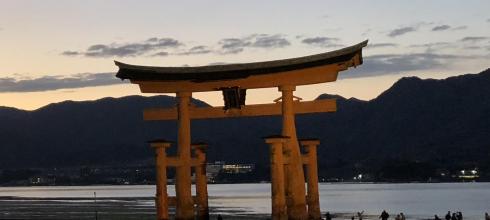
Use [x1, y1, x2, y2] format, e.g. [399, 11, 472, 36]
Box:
[388, 26, 417, 37]
[301, 37, 343, 48]
[252, 34, 290, 48]
[63, 37, 182, 58]
[341, 53, 481, 79]
[0, 73, 123, 93]
[432, 25, 451, 31]
[61, 51, 80, 56]
[218, 34, 290, 54]
[409, 42, 455, 52]
[219, 38, 248, 54]
[460, 36, 489, 42]
[151, 51, 169, 57]
[453, 26, 468, 30]
[366, 43, 398, 49]
[487, 18, 490, 22]
[177, 45, 213, 55]
[431, 25, 467, 32]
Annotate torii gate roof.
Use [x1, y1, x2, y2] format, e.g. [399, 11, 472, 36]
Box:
[114, 40, 367, 93]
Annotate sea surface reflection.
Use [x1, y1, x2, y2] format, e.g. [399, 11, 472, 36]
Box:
[0, 182, 489, 219]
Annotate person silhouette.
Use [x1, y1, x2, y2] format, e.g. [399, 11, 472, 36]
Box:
[434, 215, 441, 220]
[451, 213, 457, 220]
[485, 212, 490, 220]
[400, 212, 406, 220]
[379, 210, 389, 220]
[457, 211, 462, 220]
[445, 211, 451, 220]
[357, 211, 364, 220]
[217, 214, 223, 220]
[325, 212, 332, 220]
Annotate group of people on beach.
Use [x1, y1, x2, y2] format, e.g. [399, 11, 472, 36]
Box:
[324, 210, 404, 220]
[320, 210, 490, 220]
[435, 211, 490, 220]
[434, 211, 463, 220]
[217, 211, 490, 220]
[380, 210, 406, 220]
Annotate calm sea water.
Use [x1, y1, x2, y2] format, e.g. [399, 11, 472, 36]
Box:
[0, 183, 489, 219]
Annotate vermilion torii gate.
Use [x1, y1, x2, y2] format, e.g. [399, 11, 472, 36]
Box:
[115, 40, 367, 220]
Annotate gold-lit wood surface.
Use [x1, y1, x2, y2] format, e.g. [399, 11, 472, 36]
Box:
[144, 99, 337, 121]
[134, 64, 341, 93]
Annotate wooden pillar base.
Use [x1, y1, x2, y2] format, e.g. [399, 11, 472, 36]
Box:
[193, 143, 209, 220]
[149, 139, 172, 220]
[264, 135, 289, 220]
[300, 139, 321, 220]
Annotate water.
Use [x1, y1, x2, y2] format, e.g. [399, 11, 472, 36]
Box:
[0, 183, 489, 219]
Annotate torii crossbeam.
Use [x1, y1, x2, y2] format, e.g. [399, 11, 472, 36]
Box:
[115, 40, 367, 220]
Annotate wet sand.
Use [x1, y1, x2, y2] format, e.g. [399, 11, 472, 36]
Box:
[0, 196, 411, 220]
[0, 196, 269, 220]
[0, 196, 461, 220]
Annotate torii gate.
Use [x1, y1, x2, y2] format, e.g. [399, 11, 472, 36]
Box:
[115, 40, 367, 220]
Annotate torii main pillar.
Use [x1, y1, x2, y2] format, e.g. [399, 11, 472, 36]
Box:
[175, 91, 194, 220]
[280, 85, 308, 219]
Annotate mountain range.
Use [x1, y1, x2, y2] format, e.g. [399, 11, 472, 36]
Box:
[1, 68, 489, 181]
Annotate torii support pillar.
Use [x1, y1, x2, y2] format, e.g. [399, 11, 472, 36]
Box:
[192, 143, 209, 220]
[149, 140, 172, 220]
[176, 91, 194, 220]
[300, 139, 321, 220]
[279, 85, 308, 219]
[264, 135, 289, 220]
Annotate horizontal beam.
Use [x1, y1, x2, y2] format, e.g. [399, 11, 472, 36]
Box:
[134, 64, 342, 93]
[144, 99, 336, 121]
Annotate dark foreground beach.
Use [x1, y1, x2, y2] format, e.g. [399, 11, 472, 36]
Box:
[0, 196, 272, 220]
[0, 197, 468, 220]
[0, 196, 385, 220]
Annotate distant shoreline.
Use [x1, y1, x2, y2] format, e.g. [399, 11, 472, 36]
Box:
[1, 180, 487, 188]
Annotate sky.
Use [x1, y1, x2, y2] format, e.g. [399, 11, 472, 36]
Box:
[0, 0, 489, 110]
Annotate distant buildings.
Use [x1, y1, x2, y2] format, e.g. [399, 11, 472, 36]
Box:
[29, 176, 56, 185]
[457, 168, 479, 180]
[1, 164, 484, 186]
[205, 161, 255, 182]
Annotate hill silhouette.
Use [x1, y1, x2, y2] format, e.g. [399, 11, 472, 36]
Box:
[1, 69, 489, 181]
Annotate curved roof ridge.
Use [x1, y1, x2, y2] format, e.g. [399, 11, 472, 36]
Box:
[115, 40, 368, 82]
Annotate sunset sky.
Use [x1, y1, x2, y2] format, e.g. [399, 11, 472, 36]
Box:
[1, 0, 489, 110]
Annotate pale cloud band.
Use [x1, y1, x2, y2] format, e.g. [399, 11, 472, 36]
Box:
[62, 34, 291, 58]
[4, 51, 487, 93]
[300, 37, 344, 48]
[342, 53, 486, 79]
[432, 25, 451, 31]
[32, 30, 490, 92]
[388, 26, 417, 37]
[62, 38, 182, 58]
[0, 73, 124, 93]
